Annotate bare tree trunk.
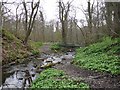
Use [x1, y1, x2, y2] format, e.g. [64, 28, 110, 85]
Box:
[95, 2, 100, 40]
[61, 21, 67, 45]
[87, 0, 94, 44]
[59, 0, 71, 45]
[88, 1, 92, 33]
[70, 19, 73, 43]
[40, 11, 45, 42]
[15, 5, 19, 36]
[22, 1, 28, 32]
[113, 2, 120, 37]
[23, 1, 40, 44]
[105, 2, 113, 36]
[0, 2, 3, 29]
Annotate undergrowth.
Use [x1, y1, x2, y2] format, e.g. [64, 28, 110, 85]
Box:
[31, 68, 89, 89]
[2, 29, 30, 64]
[50, 43, 61, 50]
[2, 29, 42, 64]
[29, 41, 42, 55]
[73, 37, 120, 75]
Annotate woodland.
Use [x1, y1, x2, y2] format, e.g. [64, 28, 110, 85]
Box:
[0, 0, 120, 89]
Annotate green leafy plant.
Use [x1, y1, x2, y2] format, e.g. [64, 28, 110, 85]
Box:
[51, 43, 61, 50]
[30, 41, 42, 49]
[73, 37, 120, 75]
[29, 41, 42, 55]
[31, 50, 39, 55]
[31, 68, 89, 89]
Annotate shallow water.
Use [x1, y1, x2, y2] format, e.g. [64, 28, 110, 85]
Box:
[1, 52, 75, 89]
[1, 59, 41, 89]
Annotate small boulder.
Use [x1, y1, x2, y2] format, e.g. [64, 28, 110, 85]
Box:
[45, 57, 54, 62]
[52, 57, 62, 64]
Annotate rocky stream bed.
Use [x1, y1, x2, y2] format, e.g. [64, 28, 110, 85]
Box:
[1, 51, 75, 89]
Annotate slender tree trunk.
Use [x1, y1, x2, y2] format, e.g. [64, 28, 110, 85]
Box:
[70, 20, 73, 43]
[40, 11, 45, 42]
[62, 21, 67, 45]
[87, 1, 94, 44]
[59, 0, 70, 45]
[105, 2, 113, 36]
[113, 2, 120, 37]
[15, 5, 19, 36]
[88, 1, 92, 33]
[0, 2, 3, 29]
[23, 1, 40, 44]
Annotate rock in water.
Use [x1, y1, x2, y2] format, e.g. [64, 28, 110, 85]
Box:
[45, 57, 53, 62]
[61, 55, 74, 60]
[52, 57, 62, 64]
[41, 62, 55, 69]
[37, 58, 44, 61]
[40, 56, 62, 69]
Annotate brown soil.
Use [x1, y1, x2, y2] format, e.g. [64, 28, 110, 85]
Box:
[54, 59, 120, 89]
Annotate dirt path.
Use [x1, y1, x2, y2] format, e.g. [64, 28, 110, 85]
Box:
[40, 44, 120, 89]
[54, 59, 120, 89]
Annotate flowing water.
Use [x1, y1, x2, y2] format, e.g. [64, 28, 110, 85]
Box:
[1, 57, 42, 89]
[1, 51, 75, 89]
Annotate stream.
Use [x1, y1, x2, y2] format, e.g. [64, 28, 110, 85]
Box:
[1, 51, 75, 89]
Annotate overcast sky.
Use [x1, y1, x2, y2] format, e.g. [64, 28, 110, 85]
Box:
[3, 0, 93, 22]
[40, 0, 88, 21]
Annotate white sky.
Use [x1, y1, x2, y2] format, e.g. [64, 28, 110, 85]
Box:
[40, 0, 88, 21]
[2, 0, 90, 21]
[2, 0, 118, 21]
[0, 0, 100, 21]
